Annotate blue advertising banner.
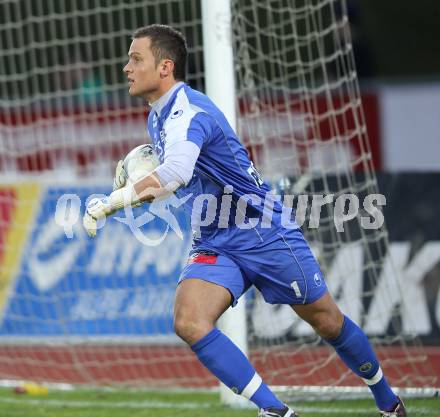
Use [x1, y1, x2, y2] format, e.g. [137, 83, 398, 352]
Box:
[0, 185, 193, 340]
[1, 174, 440, 344]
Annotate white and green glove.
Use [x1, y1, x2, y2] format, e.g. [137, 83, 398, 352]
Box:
[83, 185, 138, 237]
[84, 148, 157, 237]
[82, 197, 113, 238]
[113, 158, 145, 208]
[113, 160, 127, 191]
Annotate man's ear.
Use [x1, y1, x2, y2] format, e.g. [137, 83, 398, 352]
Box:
[160, 59, 175, 78]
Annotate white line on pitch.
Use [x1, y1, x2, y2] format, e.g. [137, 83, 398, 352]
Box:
[0, 397, 437, 415]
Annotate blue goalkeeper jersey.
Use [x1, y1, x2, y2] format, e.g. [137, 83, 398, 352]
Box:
[147, 83, 299, 250]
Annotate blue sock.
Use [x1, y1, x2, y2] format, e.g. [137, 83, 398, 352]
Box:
[326, 315, 398, 411]
[191, 328, 284, 410]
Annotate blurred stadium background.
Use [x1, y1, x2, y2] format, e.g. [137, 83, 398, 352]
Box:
[0, 0, 439, 410]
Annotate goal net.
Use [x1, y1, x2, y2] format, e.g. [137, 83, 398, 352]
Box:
[231, 0, 436, 397]
[0, 0, 436, 398]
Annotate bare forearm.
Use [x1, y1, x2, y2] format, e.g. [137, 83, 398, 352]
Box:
[133, 172, 171, 203]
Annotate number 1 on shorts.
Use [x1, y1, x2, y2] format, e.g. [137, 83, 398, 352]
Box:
[291, 280, 302, 297]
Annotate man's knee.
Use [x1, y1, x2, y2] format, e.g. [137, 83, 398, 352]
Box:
[312, 313, 343, 339]
[173, 314, 212, 345]
[173, 315, 196, 341]
[173, 279, 232, 345]
[292, 293, 344, 339]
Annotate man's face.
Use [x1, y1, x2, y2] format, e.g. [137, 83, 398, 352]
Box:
[123, 37, 161, 99]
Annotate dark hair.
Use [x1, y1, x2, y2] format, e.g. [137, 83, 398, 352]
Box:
[132, 24, 187, 81]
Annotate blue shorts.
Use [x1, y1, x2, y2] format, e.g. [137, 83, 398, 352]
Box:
[179, 228, 328, 306]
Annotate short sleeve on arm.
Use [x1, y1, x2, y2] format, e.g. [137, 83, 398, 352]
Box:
[186, 111, 214, 149]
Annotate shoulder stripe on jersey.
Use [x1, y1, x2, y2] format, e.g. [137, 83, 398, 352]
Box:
[163, 88, 203, 150]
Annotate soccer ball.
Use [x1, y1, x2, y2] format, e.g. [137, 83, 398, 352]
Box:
[123, 144, 160, 184]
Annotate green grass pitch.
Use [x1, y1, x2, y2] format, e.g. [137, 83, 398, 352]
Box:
[0, 387, 439, 417]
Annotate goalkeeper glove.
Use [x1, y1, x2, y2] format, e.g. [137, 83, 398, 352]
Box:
[82, 187, 140, 237]
[83, 197, 112, 237]
[113, 160, 127, 191]
[112, 160, 142, 208]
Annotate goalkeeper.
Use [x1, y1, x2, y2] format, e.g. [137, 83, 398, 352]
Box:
[83, 24, 407, 417]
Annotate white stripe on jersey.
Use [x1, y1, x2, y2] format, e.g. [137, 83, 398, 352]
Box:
[162, 88, 205, 151]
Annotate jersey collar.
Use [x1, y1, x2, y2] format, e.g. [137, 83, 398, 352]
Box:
[150, 81, 185, 118]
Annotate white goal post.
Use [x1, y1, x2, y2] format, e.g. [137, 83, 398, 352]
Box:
[201, 0, 249, 408]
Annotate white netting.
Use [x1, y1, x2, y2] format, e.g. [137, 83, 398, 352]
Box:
[0, 0, 203, 177]
[232, 0, 435, 393]
[0, 0, 207, 388]
[0, 0, 436, 396]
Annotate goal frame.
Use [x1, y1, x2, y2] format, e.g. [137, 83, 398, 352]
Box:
[201, 0, 249, 408]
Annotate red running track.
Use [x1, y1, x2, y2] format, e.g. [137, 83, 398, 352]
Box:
[0, 345, 438, 388]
